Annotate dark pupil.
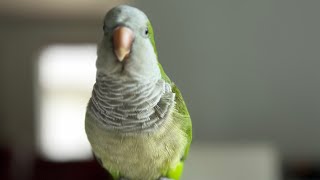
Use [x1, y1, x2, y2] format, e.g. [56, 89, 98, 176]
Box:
[145, 28, 149, 35]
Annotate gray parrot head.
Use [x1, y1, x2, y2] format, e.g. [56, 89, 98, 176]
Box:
[96, 5, 160, 82]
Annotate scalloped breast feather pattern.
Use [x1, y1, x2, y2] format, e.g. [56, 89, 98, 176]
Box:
[87, 73, 175, 133]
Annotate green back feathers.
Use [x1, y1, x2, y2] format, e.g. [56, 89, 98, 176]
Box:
[172, 84, 192, 161]
[172, 85, 190, 117]
[148, 21, 192, 177]
[147, 21, 158, 58]
[147, 21, 171, 83]
[147, 20, 190, 118]
[147, 19, 191, 137]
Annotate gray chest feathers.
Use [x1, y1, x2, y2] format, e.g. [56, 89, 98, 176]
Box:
[87, 74, 175, 133]
[85, 110, 188, 180]
[85, 75, 188, 179]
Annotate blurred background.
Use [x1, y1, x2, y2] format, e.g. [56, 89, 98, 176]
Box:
[1, 0, 320, 179]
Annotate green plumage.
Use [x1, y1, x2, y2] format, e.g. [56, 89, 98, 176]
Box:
[148, 20, 192, 178]
[85, 5, 192, 180]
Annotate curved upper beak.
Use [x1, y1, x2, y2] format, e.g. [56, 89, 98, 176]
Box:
[113, 26, 134, 62]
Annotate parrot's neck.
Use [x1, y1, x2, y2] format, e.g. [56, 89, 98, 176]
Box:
[87, 73, 175, 133]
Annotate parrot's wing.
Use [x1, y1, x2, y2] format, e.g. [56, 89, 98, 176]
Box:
[158, 63, 192, 160]
[166, 84, 192, 180]
[172, 84, 192, 160]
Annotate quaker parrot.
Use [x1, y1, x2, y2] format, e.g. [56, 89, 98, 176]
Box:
[85, 5, 192, 180]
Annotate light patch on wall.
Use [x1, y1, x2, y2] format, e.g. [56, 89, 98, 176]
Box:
[37, 44, 96, 161]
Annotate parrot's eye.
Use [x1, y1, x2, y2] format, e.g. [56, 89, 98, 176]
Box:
[144, 28, 149, 36]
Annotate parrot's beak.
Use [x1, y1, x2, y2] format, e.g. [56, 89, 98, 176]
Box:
[113, 26, 134, 62]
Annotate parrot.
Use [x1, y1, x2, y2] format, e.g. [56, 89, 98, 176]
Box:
[85, 5, 192, 180]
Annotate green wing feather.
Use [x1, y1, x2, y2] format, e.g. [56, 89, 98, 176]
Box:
[172, 85, 192, 160]
[148, 21, 192, 179]
[167, 84, 192, 180]
[147, 21, 172, 83]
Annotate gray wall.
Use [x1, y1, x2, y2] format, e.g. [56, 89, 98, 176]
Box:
[0, 0, 320, 162]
